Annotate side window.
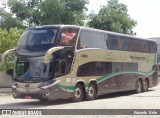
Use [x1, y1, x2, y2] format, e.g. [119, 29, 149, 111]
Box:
[133, 39, 142, 52]
[59, 28, 79, 46]
[77, 30, 98, 49]
[97, 33, 108, 49]
[117, 38, 122, 50]
[128, 38, 134, 52]
[122, 37, 129, 51]
[150, 41, 157, 53]
[108, 34, 118, 50]
[142, 41, 149, 53]
[77, 62, 96, 76]
[112, 62, 123, 72]
[108, 34, 123, 50]
[77, 62, 112, 77]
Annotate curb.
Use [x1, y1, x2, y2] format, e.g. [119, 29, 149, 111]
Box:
[0, 88, 11, 93]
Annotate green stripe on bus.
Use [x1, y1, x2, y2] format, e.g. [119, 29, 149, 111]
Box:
[57, 70, 154, 92]
[154, 53, 157, 65]
[57, 83, 75, 91]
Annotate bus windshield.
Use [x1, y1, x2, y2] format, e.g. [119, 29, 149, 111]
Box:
[13, 56, 53, 82]
[17, 27, 58, 53]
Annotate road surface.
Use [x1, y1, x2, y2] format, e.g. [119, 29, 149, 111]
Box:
[0, 83, 160, 118]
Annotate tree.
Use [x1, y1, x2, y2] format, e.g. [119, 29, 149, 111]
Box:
[88, 0, 137, 35]
[7, 0, 88, 26]
[0, 28, 23, 71]
[0, 8, 24, 30]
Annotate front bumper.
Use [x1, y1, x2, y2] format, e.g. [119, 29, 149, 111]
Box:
[12, 84, 73, 101]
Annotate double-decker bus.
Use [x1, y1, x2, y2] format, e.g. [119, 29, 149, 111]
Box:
[2, 25, 158, 102]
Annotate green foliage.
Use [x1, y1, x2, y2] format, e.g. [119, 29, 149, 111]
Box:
[8, 0, 42, 26]
[7, 0, 88, 26]
[0, 28, 23, 53]
[0, 28, 23, 71]
[0, 8, 24, 30]
[88, 0, 137, 35]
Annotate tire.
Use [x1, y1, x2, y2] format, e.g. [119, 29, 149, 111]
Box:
[86, 83, 97, 101]
[38, 98, 49, 102]
[142, 79, 149, 92]
[73, 84, 83, 102]
[135, 79, 143, 93]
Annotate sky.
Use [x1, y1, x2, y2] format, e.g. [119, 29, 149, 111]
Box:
[87, 0, 160, 38]
[0, 0, 160, 38]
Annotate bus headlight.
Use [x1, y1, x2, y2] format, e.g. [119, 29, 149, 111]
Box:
[12, 85, 17, 88]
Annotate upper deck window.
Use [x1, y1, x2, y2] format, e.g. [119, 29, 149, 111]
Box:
[77, 29, 98, 49]
[107, 34, 157, 53]
[97, 33, 108, 49]
[58, 28, 79, 46]
[17, 27, 58, 52]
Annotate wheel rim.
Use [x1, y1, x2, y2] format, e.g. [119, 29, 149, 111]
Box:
[88, 86, 95, 97]
[74, 87, 81, 98]
[137, 81, 141, 92]
[143, 80, 148, 90]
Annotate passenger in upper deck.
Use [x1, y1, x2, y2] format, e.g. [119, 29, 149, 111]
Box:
[41, 30, 56, 44]
[31, 29, 56, 45]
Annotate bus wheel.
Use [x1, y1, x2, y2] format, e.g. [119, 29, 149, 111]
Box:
[135, 79, 142, 93]
[38, 98, 49, 102]
[86, 83, 97, 101]
[142, 79, 149, 92]
[73, 84, 83, 102]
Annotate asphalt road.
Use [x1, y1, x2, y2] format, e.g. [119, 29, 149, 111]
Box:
[0, 83, 160, 118]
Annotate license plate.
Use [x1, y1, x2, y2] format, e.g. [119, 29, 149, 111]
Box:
[24, 96, 32, 99]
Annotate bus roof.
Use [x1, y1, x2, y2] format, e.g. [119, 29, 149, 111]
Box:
[27, 25, 156, 43]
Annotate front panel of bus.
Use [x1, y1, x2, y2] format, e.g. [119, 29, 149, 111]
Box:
[12, 26, 80, 100]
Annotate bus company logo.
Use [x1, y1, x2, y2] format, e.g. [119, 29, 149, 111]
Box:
[2, 110, 12, 115]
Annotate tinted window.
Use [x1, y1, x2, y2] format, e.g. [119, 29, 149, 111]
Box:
[77, 62, 112, 77]
[107, 34, 156, 53]
[149, 41, 157, 53]
[58, 28, 79, 46]
[141, 41, 149, 53]
[131, 39, 142, 52]
[108, 34, 118, 50]
[77, 30, 98, 49]
[108, 34, 123, 50]
[97, 33, 108, 49]
[17, 28, 58, 52]
[27, 29, 57, 45]
[77, 62, 138, 77]
[122, 38, 129, 51]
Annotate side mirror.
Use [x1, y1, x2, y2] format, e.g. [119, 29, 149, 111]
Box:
[1, 48, 16, 64]
[44, 47, 64, 64]
[1, 49, 15, 76]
